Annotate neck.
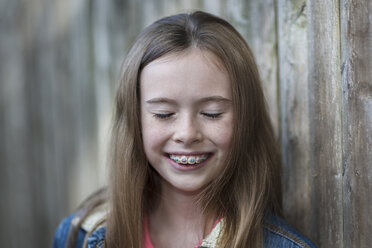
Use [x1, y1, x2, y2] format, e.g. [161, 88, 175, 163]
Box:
[148, 181, 216, 246]
[153, 181, 205, 226]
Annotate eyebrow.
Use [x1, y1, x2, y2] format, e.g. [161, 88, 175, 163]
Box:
[146, 97, 177, 105]
[145, 96, 232, 105]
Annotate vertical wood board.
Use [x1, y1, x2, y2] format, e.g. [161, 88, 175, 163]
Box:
[341, 1, 372, 247]
[223, 0, 280, 135]
[307, 0, 343, 246]
[277, 0, 313, 239]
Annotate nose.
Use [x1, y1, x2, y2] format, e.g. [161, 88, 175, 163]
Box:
[172, 114, 202, 145]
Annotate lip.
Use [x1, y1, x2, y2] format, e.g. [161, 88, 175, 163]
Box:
[164, 152, 213, 171]
[165, 151, 212, 156]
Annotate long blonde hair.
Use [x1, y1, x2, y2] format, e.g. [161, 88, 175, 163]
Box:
[107, 11, 282, 248]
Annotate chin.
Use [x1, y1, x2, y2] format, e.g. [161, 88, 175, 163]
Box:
[167, 179, 210, 194]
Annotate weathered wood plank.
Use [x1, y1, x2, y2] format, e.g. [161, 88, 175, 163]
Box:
[0, 1, 32, 245]
[277, 0, 313, 240]
[223, 0, 280, 134]
[0, 0, 105, 247]
[307, 0, 343, 247]
[341, 1, 372, 247]
[246, 0, 279, 135]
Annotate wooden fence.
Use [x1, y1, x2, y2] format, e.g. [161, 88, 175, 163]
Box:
[0, 0, 370, 247]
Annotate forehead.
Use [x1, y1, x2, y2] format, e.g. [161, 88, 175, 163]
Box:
[143, 48, 226, 73]
[140, 49, 231, 100]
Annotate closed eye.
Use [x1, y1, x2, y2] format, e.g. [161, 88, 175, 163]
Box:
[202, 113, 222, 119]
[153, 113, 174, 119]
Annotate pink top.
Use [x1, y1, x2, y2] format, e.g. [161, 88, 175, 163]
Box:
[143, 217, 154, 248]
[142, 217, 221, 248]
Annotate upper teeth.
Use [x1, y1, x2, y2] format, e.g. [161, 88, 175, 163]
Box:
[169, 154, 208, 165]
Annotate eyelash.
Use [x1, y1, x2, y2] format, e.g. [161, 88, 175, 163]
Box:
[202, 113, 222, 119]
[153, 113, 174, 119]
[152, 113, 222, 119]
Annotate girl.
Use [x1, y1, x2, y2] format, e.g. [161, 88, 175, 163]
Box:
[53, 11, 317, 248]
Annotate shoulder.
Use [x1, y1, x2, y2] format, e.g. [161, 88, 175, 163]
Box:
[52, 204, 107, 248]
[263, 213, 317, 248]
[87, 227, 106, 248]
[52, 211, 87, 248]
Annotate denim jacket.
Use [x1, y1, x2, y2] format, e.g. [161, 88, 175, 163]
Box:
[52, 208, 317, 248]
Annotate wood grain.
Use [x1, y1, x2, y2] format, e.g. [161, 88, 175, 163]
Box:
[224, 0, 280, 135]
[307, 0, 343, 246]
[277, 0, 313, 240]
[341, 1, 372, 247]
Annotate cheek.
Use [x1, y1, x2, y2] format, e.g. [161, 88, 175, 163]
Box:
[216, 129, 233, 150]
[142, 130, 164, 167]
[209, 119, 233, 149]
[142, 118, 167, 153]
[143, 133, 163, 152]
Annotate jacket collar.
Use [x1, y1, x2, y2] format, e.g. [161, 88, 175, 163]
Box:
[87, 219, 224, 248]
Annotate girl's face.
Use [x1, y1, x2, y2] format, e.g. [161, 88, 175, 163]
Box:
[140, 49, 233, 194]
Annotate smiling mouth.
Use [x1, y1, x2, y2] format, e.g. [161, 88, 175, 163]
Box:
[167, 154, 210, 165]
